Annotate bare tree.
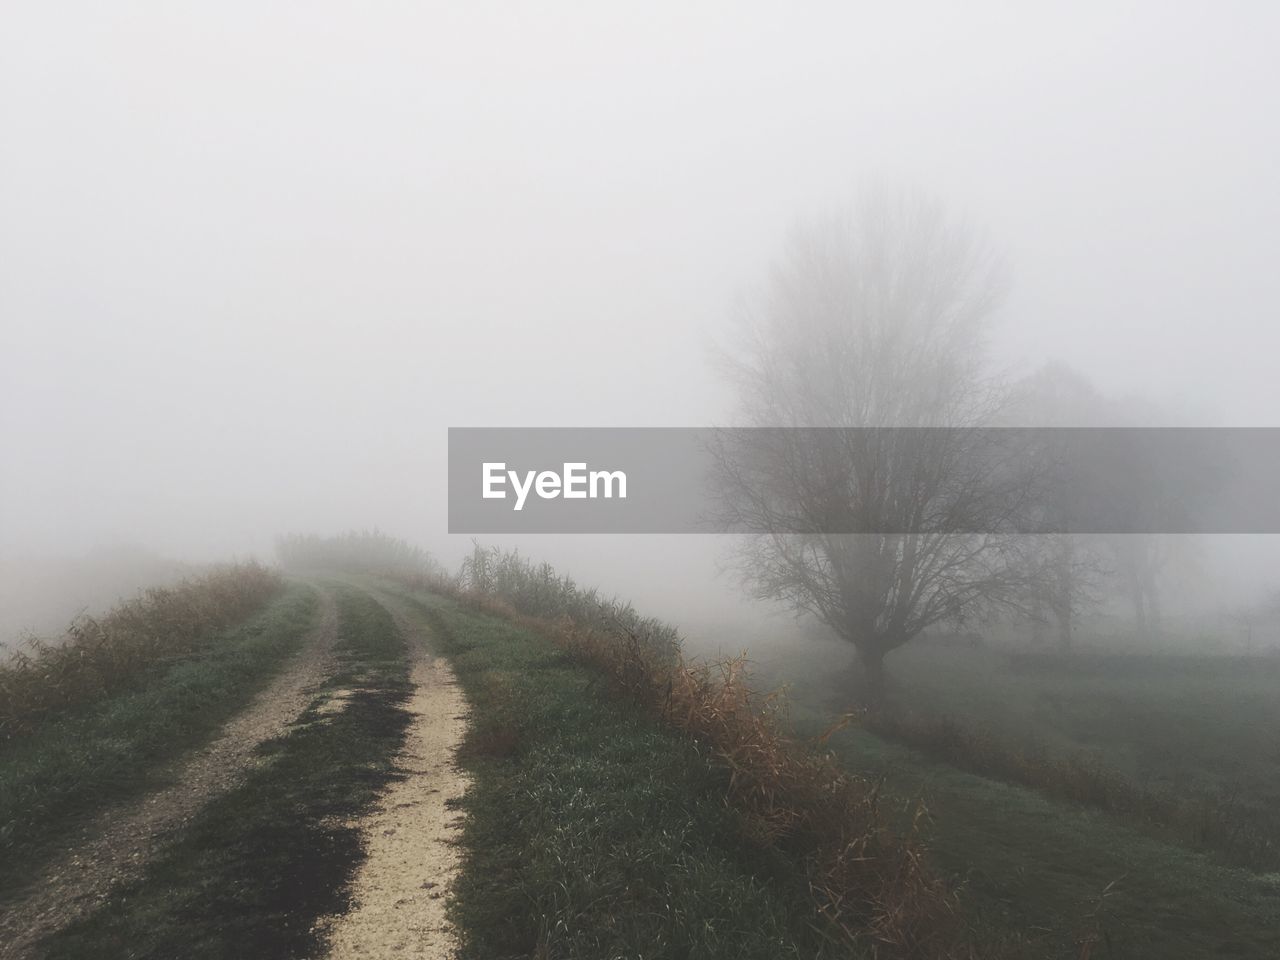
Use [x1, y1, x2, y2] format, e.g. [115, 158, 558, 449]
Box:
[1003, 365, 1113, 650]
[1022, 534, 1109, 649]
[1002, 364, 1207, 647]
[712, 189, 1032, 700]
[1107, 534, 1166, 641]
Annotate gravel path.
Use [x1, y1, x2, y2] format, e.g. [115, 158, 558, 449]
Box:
[0, 587, 340, 960]
[319, 592, 470, 960]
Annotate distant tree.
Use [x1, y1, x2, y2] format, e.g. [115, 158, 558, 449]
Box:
[1004, 363, 1217, 646]
[1107, 534, 1167, 641]
[1022, 534, 1110, 648]
[1004, 364, 1112, 649]
[711, 188, 1036, 700]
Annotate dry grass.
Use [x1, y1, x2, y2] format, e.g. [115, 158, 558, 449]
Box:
[0, 562, 282, 740]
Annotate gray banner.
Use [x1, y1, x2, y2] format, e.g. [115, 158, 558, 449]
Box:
[448, 427, 1280, 534]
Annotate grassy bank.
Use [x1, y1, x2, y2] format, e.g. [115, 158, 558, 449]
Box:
[738, 637, 1280, 957]
[781, 702, 1280, 959]
[0, 583, 318, 896]
[750, 638, 1280, 868]
[420, 542, 1279, 959]
[41, 584, 413, 959]
[376, 545, 998, 958]
[399, 587, 849, 960]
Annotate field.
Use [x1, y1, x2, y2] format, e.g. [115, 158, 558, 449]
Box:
[4, 545, 1279, 959]
[4, 569, 889, 959]
[748, 637, 1280, 958]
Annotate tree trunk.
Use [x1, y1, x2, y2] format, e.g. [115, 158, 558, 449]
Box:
[1143, 567, 1162, 641]
[1059, 613, 1073, 650]
[854, 645, 887, 706]
[1030, 595, 1046, 645]
[1132, 586, 1148, 641]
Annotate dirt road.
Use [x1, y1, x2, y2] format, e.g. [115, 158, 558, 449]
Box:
[319, 591, 470, 959]
[2, 583, 471, 960]
[0, 588, 340, 958]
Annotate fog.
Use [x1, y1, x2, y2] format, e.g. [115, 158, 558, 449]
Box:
[4, 2, 1280, 644]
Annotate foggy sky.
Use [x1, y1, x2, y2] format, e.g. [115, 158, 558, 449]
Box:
[3, 3, 1279, 624]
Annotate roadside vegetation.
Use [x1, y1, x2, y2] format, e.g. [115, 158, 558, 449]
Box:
[385, 543, 1003, 959]
[0, 562, 283, 739]
[0, 581, 316, 895]
[400, 587, 857, 959]
[400, 540, 1279, 959]
[40, 585, 413, 960]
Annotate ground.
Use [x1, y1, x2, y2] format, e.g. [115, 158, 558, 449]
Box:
[0, 580, 468, 960]
[6, 579, 1280, 959]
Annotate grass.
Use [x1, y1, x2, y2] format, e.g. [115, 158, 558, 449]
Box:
[0, 562, 284, 738]
[40, 583, 413, 959]
[748, 637, 1280, 868]
[0, 582, 318, 896]
[389, 547, 989, 958]
[879, 644, 1280, 811]
[810, 721, 1280, 960]
[370, 544, 1280, 957]
[754, 640, 1280, 959]
[28, 536, 1267, 957]
[861, 699, 1280, 870]
[397, 587, 853, 960]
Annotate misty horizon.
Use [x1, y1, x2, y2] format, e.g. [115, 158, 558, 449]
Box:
[4, 3, 1280, 635]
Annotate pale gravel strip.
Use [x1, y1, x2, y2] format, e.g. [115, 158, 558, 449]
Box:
[0, 587, 341, 960]
[320, 591, 470, 960]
